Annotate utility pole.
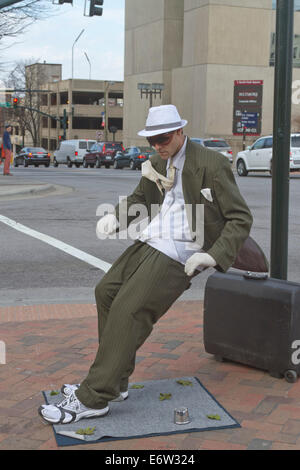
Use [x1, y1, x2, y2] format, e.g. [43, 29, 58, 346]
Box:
[270, 0, 294, 280]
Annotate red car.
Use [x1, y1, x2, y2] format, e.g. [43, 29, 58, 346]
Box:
[83, 142, 124, 168]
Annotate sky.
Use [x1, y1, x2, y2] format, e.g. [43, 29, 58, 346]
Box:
[0, 0, 125, 82]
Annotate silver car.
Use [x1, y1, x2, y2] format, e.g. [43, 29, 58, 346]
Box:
[191, 138, 233, 163]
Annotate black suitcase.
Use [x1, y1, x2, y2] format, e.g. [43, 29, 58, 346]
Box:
[203, 271, 300, 383]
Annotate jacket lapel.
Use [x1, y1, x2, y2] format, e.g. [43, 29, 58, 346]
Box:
[182, 139, 205, 205]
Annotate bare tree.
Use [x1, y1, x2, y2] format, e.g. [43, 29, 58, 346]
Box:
[5, 58, 49, 146]
[0, 1, 54, 50]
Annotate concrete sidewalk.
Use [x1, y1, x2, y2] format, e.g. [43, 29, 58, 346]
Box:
[0, 300, 300, 450]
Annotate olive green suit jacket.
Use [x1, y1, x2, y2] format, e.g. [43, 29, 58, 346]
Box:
[116, 138, 253, 273]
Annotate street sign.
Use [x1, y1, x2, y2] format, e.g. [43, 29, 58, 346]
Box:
[237, 111, 260, 134]
[0, 102, 12, 108]
[233, 80, 263, 136]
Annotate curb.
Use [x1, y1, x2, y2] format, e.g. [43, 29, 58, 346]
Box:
[0, 184, 56, 198]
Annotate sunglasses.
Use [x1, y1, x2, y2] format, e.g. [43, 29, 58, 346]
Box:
[147, 131, 175, 147]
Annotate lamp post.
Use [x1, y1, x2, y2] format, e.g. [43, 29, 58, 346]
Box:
[138, 83, 164, 108]
[270, 0, 294, 280]
[72, 29, 85, 80]
[84, 52, 91, 80]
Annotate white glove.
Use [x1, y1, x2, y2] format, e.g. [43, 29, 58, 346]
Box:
[184, 253, 216, 276]
[96, 214, 119, 239]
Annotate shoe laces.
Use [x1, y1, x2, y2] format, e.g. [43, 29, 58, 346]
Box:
[58, 391, 81, 411]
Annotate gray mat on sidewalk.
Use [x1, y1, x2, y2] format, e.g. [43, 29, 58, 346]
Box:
[43, 376, 240, 446]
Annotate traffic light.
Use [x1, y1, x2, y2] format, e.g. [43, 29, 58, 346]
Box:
[12, 97, 18, 108]
[89, 0, 103, 17]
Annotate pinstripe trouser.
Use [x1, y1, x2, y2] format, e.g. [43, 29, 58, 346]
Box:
[75, 241, 193, 409]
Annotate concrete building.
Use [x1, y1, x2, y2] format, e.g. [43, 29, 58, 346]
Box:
[124, 0, 300, 155]
[39, 79, 123, 151]
[22, 63, 123, 151]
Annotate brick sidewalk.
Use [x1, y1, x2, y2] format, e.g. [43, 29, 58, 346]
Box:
[0, 300, 300, 450]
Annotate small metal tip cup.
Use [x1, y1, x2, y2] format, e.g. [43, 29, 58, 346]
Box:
[174, 407, 190, 425]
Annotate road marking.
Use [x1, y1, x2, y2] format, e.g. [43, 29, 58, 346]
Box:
[0, 214, 112, 273]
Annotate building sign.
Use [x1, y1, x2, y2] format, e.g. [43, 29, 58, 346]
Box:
[233, 80, 263, 136]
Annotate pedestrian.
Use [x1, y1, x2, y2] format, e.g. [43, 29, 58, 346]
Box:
[2, 124, 13, 176]
[39, 104, 254, 425]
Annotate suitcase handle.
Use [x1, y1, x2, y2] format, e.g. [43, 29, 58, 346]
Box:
[243, 271, 269, 280]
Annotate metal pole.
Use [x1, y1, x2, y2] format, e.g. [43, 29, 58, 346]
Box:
[72, 29, 85, 80]
[63, 109, 67, 140]
[84, 52, 91, 80]
[270, 0, 294, 280]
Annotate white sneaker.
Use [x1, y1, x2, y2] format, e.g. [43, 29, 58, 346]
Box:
[38, 391, 109, 424]
[61, 383, 128, 402]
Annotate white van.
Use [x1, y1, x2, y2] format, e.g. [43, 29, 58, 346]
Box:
[53, 139, 96, 168]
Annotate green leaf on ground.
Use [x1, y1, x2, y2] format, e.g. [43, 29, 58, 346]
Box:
[206, 414, 221, 421]
[75, 427, 96, 436]
[176, 380, 193, 386]
[130, 384, 144, 389]
[159, 393, 172, 401]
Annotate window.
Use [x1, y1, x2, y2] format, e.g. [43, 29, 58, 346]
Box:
[291, 136, 300, 147]
[79, 141, 88, 150]
[72, 91, 104, 105]
[252, 139, 265, 150]
[204, 139, 229, 148]
[90, 143, 98, 152]
[41, 94, 48, 106]
[50, 94, 57, 106]
[108, 117, 123, 131]
[60, 92, 68, 105]
[72, 117, 102, 130]
[264, 137, 273, 149]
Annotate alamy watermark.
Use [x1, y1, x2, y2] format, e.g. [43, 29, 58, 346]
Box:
[96, 198, 205, 249]
[292, 81, 300, 105]
[0, 341, 6, 365]
[291, 340, 300, 366]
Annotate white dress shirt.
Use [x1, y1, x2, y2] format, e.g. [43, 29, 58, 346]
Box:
[138, 137, 203, 265]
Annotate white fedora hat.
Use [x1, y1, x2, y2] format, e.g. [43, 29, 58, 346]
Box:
[138, 104, 188, 137]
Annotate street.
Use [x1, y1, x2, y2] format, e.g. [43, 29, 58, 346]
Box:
[0, 166, 299, 307]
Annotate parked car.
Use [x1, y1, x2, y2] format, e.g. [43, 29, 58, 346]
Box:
[53, 139, 96, 168]
[83, 142, 124, 168]
[190, 138, 233, 163]
[114, 146, 156, 170]
[14, 147, 51, 168]
[235, 134, 300, 176]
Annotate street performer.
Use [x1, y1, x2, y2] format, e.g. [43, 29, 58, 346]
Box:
[39, 104, 253, 424]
